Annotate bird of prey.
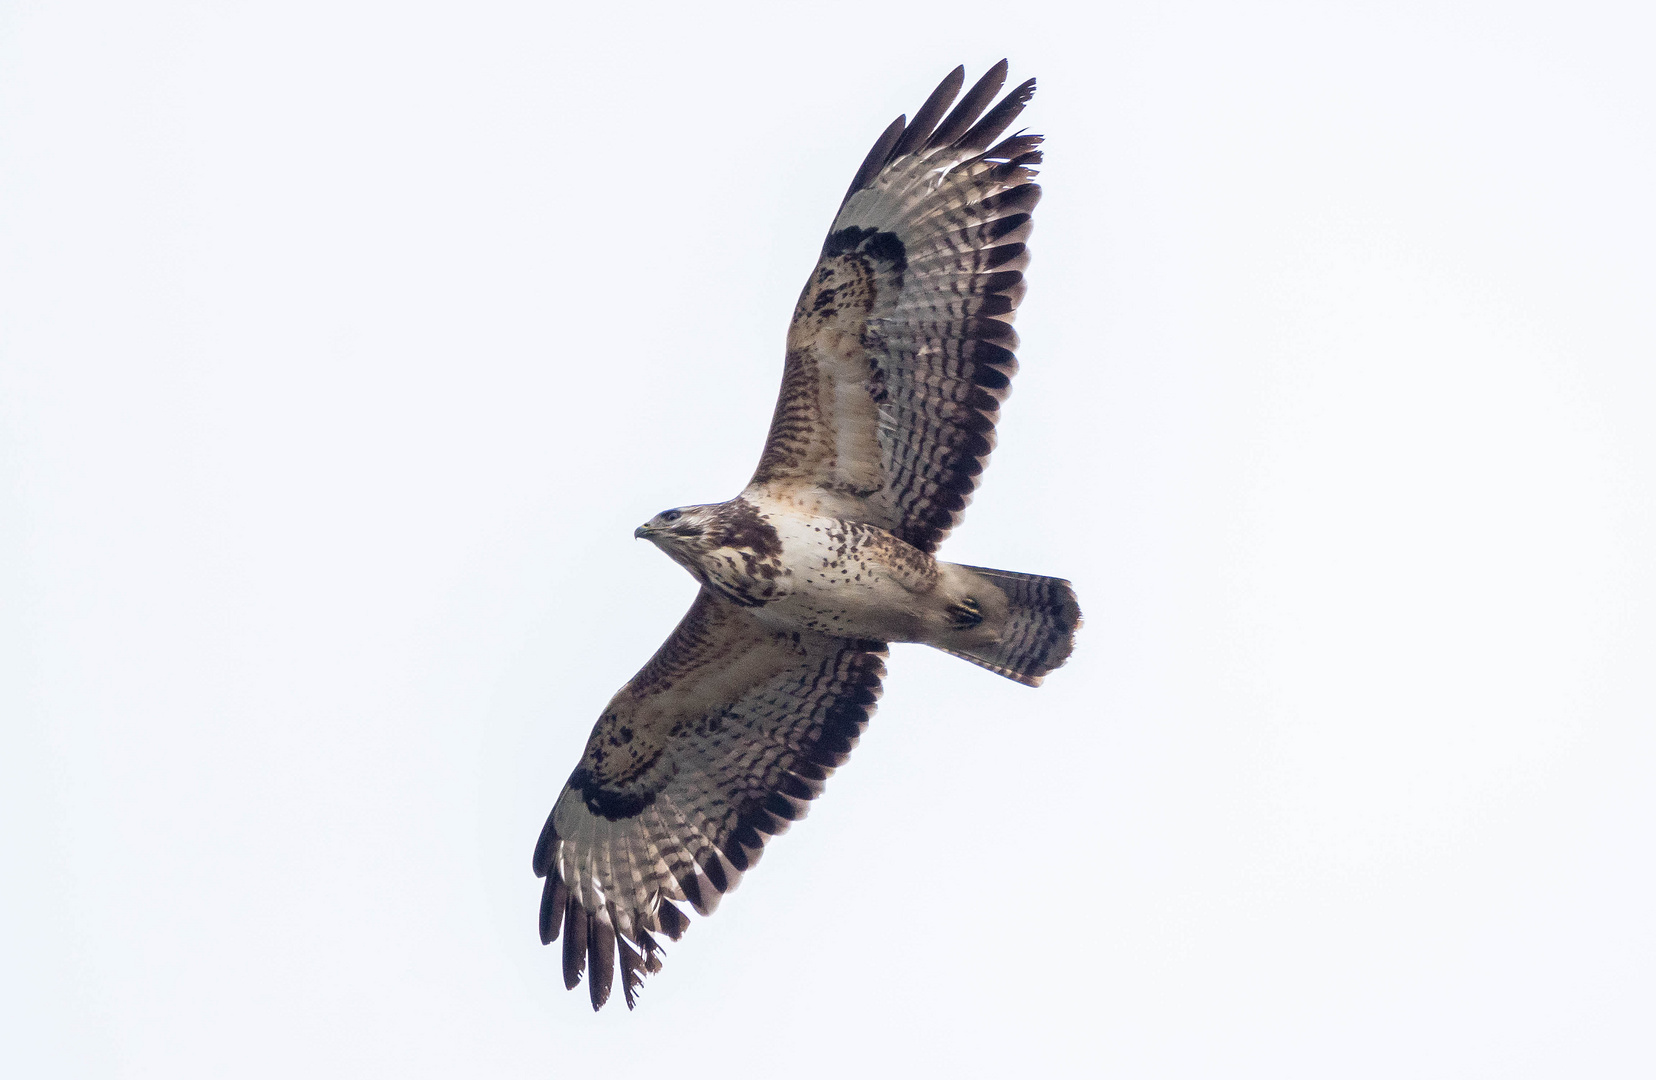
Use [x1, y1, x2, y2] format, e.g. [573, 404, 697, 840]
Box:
[533, 60, 1080, 1010]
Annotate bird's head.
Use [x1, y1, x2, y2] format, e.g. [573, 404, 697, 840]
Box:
[635, 504, 718, 561]
[634, 499, 786, 598]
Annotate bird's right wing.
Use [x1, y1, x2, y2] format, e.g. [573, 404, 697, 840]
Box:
[533, 588, 887, 1010]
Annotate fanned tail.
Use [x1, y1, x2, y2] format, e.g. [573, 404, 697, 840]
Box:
[937, 565, 1080, 686]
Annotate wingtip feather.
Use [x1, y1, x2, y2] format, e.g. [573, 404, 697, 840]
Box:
[842, 114, 907, 207]
[891, 65, 966, 158]
[539, 874, 567, 945]
[960, 76, 1038, 152]
[587, 916, 616, 1010]
[928, 61, 1010, 150]
[562, 900, 587, 990]
[531, 814, 558, 877]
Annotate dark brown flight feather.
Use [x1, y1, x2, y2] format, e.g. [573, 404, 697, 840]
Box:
[889, 65, 966, 159]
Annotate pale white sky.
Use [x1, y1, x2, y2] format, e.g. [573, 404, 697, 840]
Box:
[3, 2, 1653, 1076]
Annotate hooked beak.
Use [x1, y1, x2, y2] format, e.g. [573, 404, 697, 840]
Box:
[634, 524, 653, 540]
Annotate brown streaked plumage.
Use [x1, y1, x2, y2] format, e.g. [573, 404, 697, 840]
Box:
[534, 61, 1080, 1011]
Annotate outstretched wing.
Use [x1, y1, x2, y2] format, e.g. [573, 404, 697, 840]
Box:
[532, 589, 886, 1010]
[748, 61, 1042, 554]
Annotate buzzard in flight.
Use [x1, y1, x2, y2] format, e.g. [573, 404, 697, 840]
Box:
[533, 61, 1080, 1009]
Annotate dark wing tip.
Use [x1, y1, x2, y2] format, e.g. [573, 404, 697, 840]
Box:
[891, 65, 966, 158]
[700, 849, 730, 894]
[960, 76, 1038, 152]
[675, 866, 706, 914]
[562, 899, 588, 990]
[531, 813, 558, 876]
[638, 927, 665, 973]
[538, 874, 567, 945]
[927, 61, 1010, 150]
[587, 916, 616, 1010]
[618, 933, 644, 1010]
[657, 900, 689, 941]
[844, 63, 1037, 206]
[841, 113, 907, 208]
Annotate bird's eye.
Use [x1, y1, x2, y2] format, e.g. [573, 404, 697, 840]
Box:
[661, 509, 681, 522]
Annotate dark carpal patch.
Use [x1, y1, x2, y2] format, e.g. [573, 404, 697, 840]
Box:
[822, 226, 908, 274]
[569, 765, 657, 821]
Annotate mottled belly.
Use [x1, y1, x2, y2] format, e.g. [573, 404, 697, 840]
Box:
[755, 516, 941, 641]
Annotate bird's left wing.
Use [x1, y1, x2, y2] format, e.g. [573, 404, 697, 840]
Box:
[748, 62, 1042, 554]
[533, 588, 887, 1010]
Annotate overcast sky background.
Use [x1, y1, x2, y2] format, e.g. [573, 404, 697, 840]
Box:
[3, 2, 1653, 1076]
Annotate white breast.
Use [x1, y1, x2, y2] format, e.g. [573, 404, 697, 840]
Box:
[753, 509, 941, 641]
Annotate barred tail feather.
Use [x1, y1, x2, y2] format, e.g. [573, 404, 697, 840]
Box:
[941, 565, 1081, 686]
